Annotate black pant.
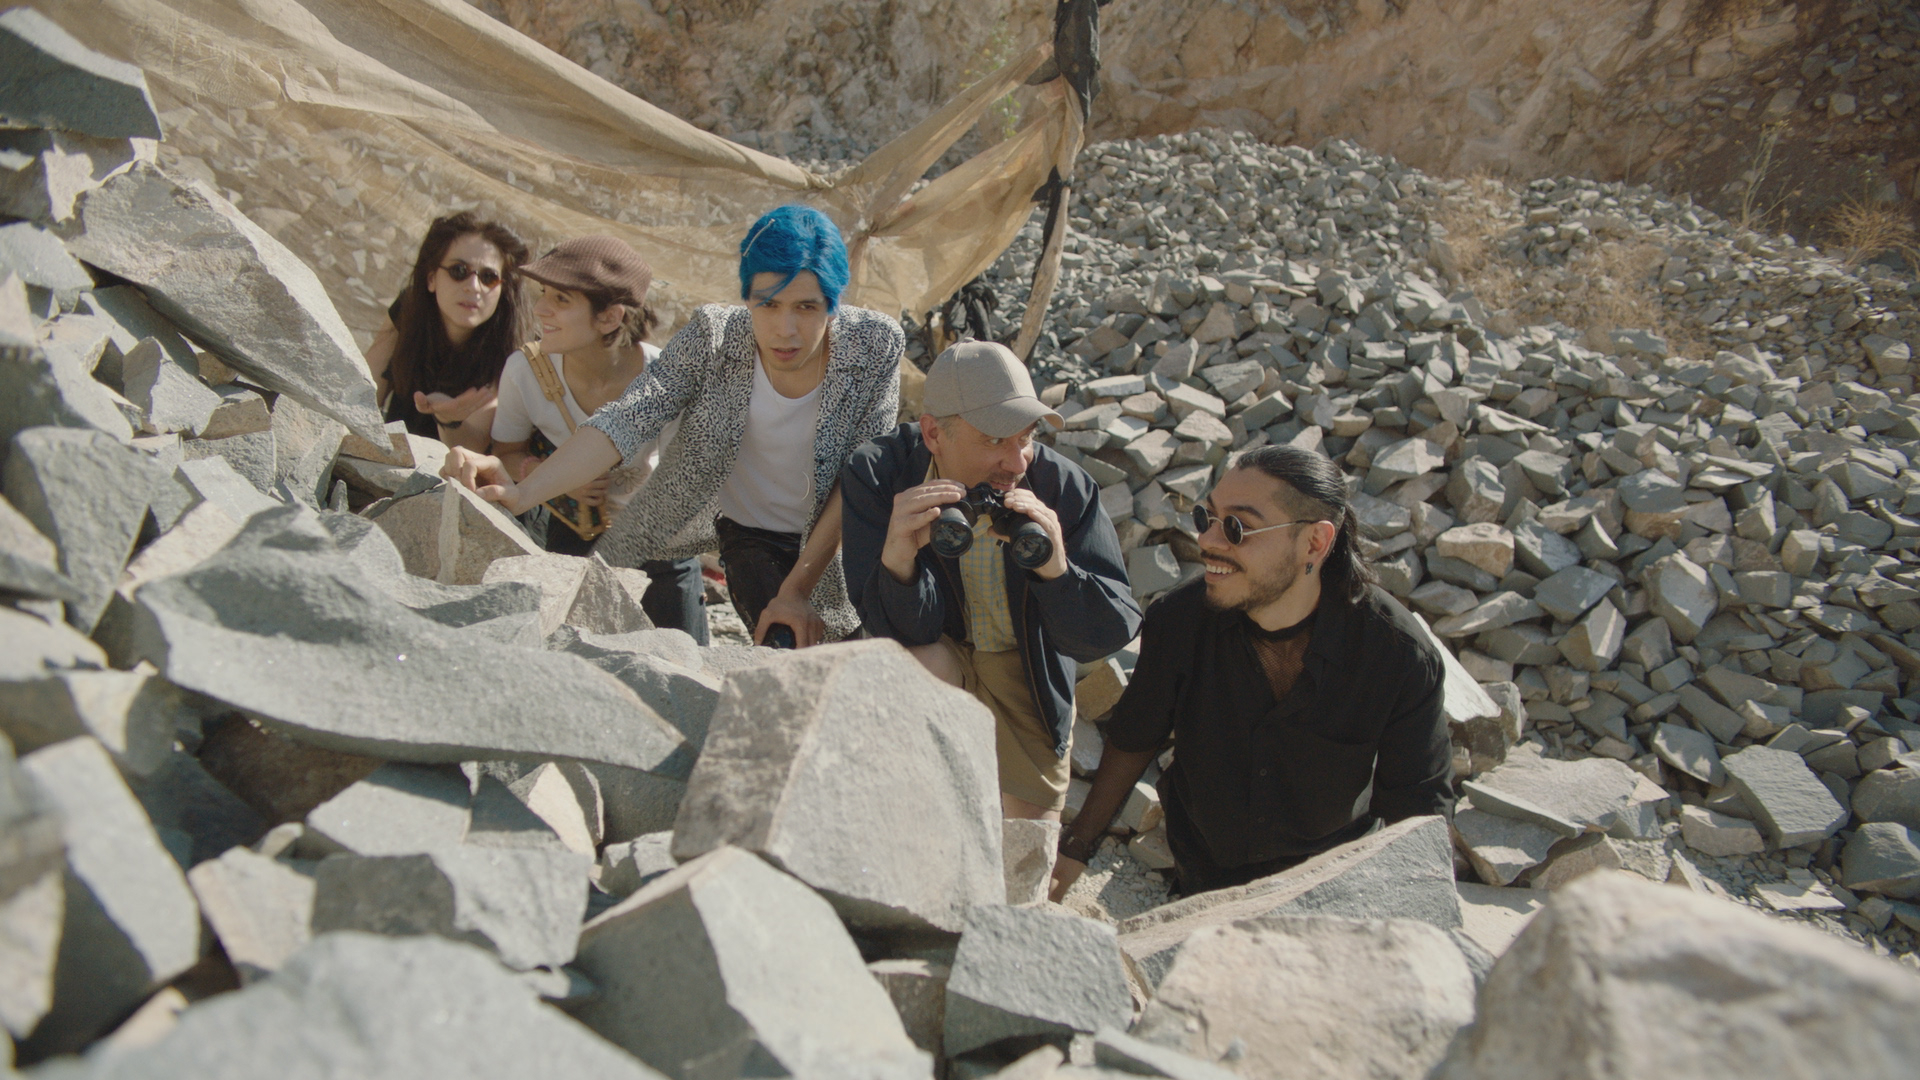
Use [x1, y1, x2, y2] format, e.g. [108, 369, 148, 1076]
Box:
[713, 515, 802, 638]
[526, 506, 710, 645]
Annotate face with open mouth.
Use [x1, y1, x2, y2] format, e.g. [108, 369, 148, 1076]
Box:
[1197, 468, 1311, 615]
[429, 232, 507, 343]
[748, 270, 831, 377]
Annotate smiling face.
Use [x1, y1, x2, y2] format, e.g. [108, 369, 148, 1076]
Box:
[1197, 467, 1330, 615]
[747, 271, 831, 374]
[426, 232, 507, 344]
[532, 285, 621, 355]
[921, 414, 1037, 490]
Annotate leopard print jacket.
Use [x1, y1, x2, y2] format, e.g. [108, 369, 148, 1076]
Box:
[584, 303, 903, 639]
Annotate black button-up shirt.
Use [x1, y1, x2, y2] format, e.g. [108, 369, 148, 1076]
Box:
[1105, 579, 1455, 869]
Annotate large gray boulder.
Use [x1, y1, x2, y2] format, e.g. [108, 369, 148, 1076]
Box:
[37, 932, 669, 1079]
[0, 9, 161, 140]
[672, 640, 1003, 939]
[1852, 764, 1920, 831]
[128, 748, 269, 866]
[942, 904, 1133, 1057]
[186, 846, 317, 983]
[315, 510, 543, 631]
[567, 846, 930, 1079]
[1132, 914, 1475, 1080]
[0, 604, 106, 677]
[3, 426, 166, 630]
[1, 222, 92, 313]
[302, 764, 471, 857]
[1720, 745, 1847, 849]
[0, 491, 80, 603]
[1436, 871, 1920, 1079]
[1645, 553, 1717, 645]
[1452, 804, 1560, 887]
[121, 338, 220, 437]
[126, 508, 691, 775]
[267, 396, 344, 508]
[369, 482, 545, 585]
[0, 277, 133, 450]
[1470, 742, 1665, 839]
[551, 626, 723, 750]
[1840, 823, 1920, 900]
[310, 846, 591, 971]
[482, 554, 650, 636]
[16, 736, 199, 1059]
[61, 164, 386, 441]
[1117, 816, 1460, 985]
[0, 732, 64, 1044]
[0, 667, 181, 778]
[0, 126, 154, 226]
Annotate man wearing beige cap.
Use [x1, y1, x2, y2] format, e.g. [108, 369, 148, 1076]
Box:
[841, 341, 1142, 820]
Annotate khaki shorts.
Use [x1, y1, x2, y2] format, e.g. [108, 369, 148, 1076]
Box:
[940, 637, 1071, 811]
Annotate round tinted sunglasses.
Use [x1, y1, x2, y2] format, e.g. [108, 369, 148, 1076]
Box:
[1192, 504, 1319, 545]
[440, 261, 503, 289]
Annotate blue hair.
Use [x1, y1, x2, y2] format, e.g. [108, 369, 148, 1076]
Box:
[738, 205, 850, 313]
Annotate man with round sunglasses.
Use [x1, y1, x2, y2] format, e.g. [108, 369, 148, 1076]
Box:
[1051, 444, 1454, 899]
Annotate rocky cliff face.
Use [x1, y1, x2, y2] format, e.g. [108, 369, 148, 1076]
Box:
[474, 0, 1919, 254]
[468, 0, 1051, 160]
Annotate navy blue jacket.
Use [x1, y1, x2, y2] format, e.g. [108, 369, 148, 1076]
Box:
[841, 424, 1143, 754]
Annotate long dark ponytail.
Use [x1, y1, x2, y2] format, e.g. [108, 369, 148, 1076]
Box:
[388, 212, 531, 403]
[1231, 444, 1377, 604]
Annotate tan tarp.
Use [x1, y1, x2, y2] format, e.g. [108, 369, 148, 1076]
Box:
[29, 0, 1082, 343]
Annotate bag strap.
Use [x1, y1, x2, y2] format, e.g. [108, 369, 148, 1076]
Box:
[521, 341, 578, 435]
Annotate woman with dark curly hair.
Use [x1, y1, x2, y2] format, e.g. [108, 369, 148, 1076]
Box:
[363, 211, 532, 451]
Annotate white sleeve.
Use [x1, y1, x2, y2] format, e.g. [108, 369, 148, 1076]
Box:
[490, 351, 536, 443]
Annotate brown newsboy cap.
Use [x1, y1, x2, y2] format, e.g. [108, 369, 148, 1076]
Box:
[520, 236, 653, 307]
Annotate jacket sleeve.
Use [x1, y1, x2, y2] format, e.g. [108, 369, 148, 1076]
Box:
[582, 306, 717, 464]
[853, 318, 903, 444]
[1023, 462, 1143, 663]
[840, 437, 948, 646]
[1368, 646, 1456, 824]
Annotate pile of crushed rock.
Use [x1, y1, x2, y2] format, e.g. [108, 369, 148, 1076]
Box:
[4, 11, 1920, 1080]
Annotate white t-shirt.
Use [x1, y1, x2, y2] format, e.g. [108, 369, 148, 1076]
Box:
[492, 345, 673, 508]
[715, 360, 820, 534]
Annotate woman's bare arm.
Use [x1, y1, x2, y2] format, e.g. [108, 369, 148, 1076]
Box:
[363, 318, 397, 407]
[443, 426, 621, 515]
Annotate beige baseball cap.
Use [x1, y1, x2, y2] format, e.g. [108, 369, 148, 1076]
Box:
[923, 340, 1064, 439]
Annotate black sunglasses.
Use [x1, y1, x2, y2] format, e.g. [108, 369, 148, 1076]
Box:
[440, 261, 503, 289]
[1192, 504, 1318, 545]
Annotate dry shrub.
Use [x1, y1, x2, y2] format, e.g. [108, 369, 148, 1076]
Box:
[1426, 179, 1702, 356]
[1828, 197, 1919, 270]
[1689, 0, 1771, 29]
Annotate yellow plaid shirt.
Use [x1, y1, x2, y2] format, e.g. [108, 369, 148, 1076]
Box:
[929, 461, 1018, 652]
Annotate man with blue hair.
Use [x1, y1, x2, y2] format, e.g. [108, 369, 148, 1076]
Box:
[446, 205, 903, 644]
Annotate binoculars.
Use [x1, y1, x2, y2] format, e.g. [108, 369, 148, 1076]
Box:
[764, 624, 796, 649]
[929, 483, 1055, 571]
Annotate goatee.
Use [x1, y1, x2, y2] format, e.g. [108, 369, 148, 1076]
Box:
[1202, 551, 1300, 613]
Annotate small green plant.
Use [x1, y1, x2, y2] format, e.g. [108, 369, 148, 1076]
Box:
[963, 18, 1023, 143]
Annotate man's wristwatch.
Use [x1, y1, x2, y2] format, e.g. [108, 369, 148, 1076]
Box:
[1058, 832, 1099, 865]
